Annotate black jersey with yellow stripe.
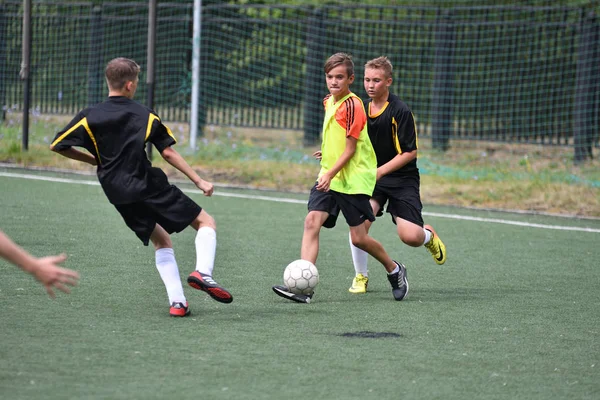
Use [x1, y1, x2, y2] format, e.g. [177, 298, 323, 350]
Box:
[366, 93, 418, 178]
[51, 96, 177, 204]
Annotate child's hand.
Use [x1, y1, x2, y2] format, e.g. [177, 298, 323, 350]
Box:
[313, 150, 322, 160]
[31, 254, 80, 298]
[196, 180, 214, 196]
[316, 173, 332, 192]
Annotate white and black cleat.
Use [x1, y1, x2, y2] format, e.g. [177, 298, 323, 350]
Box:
[272, 285, 313, 304]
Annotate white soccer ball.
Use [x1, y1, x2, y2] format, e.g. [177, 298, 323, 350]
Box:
[283, 259, 319, 295]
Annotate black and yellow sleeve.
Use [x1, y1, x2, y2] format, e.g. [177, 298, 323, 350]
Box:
[145, 113, 177, 153]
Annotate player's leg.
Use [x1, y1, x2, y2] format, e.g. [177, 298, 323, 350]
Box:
[334, 191, 394, 272]
[301, 184, 339, 265]
[386, 177, 446, 265]
[348, 198, 380, 293]
[114, 201, 190, 316]
[394, 216, 445, 264]
[273, 184, 335, 303]
[272, 210, 327, 304]
[423, 224, 446, 265]
[392, 216, 447, 266]
[187, 209, 233, 303]
[395, 217, 426, 247]
[349, 223, 395, 272]
[150, 223, 189, 317]
[300, 210, 329, 264]
[189, 209, 217, 277]
[337, 192, 408, 301]
[349, 222, 408, 301]
[140, 185, 232, 304]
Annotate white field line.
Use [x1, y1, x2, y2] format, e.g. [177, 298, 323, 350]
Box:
[2, 171, 600, 234]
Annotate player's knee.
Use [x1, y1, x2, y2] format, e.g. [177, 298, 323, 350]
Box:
[202, 214, 216, 230]
[350, 233, 369, 250]
[152, 236, 172, 250]
[303, 214, 321, 233]
[193, 210, 216, 230]
[398, 231, 422, 247]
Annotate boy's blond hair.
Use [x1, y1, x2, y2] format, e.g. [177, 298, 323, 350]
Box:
[324, 52, 354, 77]
[365, 56, 393, 79]
[105, 57, 140, 90]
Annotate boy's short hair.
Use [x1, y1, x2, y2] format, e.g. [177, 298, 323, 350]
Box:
[105, 57, 140, 90]
[324, 53, 354, 77]
[365, 56, 393, 79]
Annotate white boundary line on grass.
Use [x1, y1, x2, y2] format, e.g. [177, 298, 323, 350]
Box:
[2, 171, 600, 234]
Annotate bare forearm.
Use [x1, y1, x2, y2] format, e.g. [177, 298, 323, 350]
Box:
[160, 146, 214, 195]
[0, 231, 37, 272]
[161, 147, 201, 184]
[378, 150, 417, 178]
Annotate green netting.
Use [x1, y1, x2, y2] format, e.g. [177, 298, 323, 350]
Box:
[0, 1, 598, 157]
[0, 1, 192, 120]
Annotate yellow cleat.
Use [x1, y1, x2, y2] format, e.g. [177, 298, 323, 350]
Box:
[349, 273, 369, 294]
[424, 224, 446, 265]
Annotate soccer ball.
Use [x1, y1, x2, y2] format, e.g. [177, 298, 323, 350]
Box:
[283, 259, 319, 295]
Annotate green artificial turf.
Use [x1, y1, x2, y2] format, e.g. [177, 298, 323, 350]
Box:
[1, 171, 599, 400]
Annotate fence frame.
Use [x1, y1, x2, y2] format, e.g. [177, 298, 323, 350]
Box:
[1, 1, 598, 161]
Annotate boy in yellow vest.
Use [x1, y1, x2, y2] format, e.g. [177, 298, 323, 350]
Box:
[272, 53, 408, 303]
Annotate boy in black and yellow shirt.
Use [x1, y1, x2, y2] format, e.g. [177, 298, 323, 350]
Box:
[348, 56, 446, 295]
[51, 57, 232, 317]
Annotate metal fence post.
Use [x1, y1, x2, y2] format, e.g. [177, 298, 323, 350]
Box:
[303, 7, 325, 147]
[190, 0, 203, 150]
[0, 2, 6, 122]
[20, 0, 32, 151]
[87, 5, 103, 106]
[146, 0, 157, 160]
[431, 9, 453, 152]
[594, 13, 600, 152]
[573, 12, 598, 164]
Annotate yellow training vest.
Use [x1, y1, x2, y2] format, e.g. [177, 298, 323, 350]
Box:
[318, 93, 377, 195]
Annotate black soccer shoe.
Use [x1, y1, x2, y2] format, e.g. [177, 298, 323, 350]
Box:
[272, 285, 313, 304]
[387, 261, 409, 301]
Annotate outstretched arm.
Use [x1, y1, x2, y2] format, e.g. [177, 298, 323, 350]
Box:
[0, 230, 79, 298]
[50, 146, 97, 166]
[160, 146, 214, 196]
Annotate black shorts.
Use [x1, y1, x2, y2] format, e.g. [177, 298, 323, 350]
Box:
[372, 175, 424, 227]
[114, 185, 202, 246]
[307, 183, 375, 229]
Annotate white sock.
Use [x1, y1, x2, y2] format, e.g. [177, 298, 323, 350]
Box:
[423, 228, 432, 245]
[195, 226, 217, 276]
[155, 248, 186, 305]
[388, 264, 400, 275]
[349, 232, 368, 276]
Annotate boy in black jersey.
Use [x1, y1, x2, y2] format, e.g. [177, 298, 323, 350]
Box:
[50, 57, 232, 316]
[348, 56, 447, 294]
